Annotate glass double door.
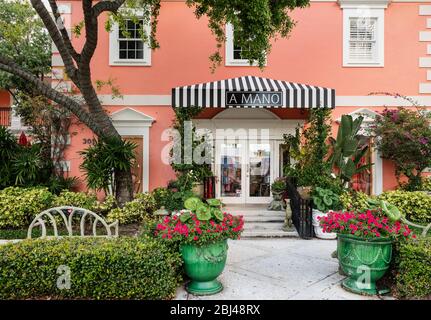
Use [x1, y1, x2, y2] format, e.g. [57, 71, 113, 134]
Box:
[216, 140, 272, 204]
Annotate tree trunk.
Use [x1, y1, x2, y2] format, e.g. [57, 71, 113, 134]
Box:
[115, 167, 134, 208]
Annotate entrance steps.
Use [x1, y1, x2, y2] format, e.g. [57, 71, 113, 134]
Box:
[223, 205, 299, 239]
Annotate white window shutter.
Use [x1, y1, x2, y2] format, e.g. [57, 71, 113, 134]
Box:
[348, 17, 377, 62]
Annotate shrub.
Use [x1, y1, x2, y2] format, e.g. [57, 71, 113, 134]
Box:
[339, 191, 370, 212]
[378, 191, 431, 224]
[0, 187, 54, 228]
[151, 187, 170, 209]
[395, 239, 431, 299]
[0, 237, 182, 299]
[52, 190, 98, 211]
[107, 192, 157, 225]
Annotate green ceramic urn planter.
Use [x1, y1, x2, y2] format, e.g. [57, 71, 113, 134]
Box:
[180, 240, 228, 295]
[337, 234, 392, 295]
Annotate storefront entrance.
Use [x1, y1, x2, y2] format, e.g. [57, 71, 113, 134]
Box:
[216, 140, 273, 204]
[172, 75, 336, 202]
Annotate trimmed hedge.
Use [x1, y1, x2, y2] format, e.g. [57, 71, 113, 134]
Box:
[395, 239, 431, 299]
[0, 237, 182, 299]
[107, 192, 157, 224]
[0, 187, 54, 229]
[378, 191, 431, 224]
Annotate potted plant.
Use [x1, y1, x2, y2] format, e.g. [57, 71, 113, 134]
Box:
[311, 187, 341, 239]
[319, 210, 416, 295]
[268, 178, 286, 211]
[154, 196, 244, 295]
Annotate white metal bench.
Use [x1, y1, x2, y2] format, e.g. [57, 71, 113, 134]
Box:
[27, 206, 119, 239]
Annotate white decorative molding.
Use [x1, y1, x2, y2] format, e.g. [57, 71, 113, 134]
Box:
[427, 70, 431, 81]
[338, 0, 390, 9]
[420, 83, 431, 94]
[420, 57, 431, 67]
[420, 5, 431, 15]
[93, 94, 431, 107]
[51, 54, 64, 67]
[420, 31, 431, 41]
[99, 94, 171, 106]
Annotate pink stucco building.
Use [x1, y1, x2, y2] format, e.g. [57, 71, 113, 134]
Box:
[3, 0, 431, 205]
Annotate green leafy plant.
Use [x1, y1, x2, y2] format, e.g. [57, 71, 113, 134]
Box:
[0, 126, 18, 188]
[271, 178, 286, 193]
[311, 187, 341, 212]
[339, 190, 370, 212]
[181, 197, 224, 222]
[283, 108, 336, 189]
[107, 192, 157, 225]
[0, 237, 182, 299]
[0, 187, 54, 228]
[52, 190, 98, 212]
[170, 106, 213, 190]
[329, 114, 372, 186]
[395, 238, 431, 299]
[46, 176, 80, 195]
[80, 137, 136, 194]
[151, 187, 170, 209]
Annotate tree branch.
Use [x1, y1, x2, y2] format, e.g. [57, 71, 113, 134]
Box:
[93, 0, 126, 17]
[30, 0, 78, 82]
[0, 54, 109, 137]
[80, 0, 99, 65]
[48, 0, 81, 63]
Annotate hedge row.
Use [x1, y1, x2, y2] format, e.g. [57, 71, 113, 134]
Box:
[0, 236, 182, 300]
[340, 190, 431, 224]
[0, 187, 158, 230]
[395, 239, 431, 299]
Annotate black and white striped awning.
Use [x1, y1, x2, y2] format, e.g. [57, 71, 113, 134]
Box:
[172, 76, 335, 109]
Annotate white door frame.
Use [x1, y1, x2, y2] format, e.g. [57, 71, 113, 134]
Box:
[111, 108, 154, 192]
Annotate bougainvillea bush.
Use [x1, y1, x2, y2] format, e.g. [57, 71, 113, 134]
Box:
[370, 107, 431, 191]
[154, 211, 244, 246]
[319, 210, 416, 240]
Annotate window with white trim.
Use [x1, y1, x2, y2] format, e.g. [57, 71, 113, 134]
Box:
[109, 19, 151, 66]
[343, 9, 384, 67]
[225, 23, 264, 66]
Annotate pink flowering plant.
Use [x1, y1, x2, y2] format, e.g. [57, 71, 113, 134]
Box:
[319, 210, 416, 240]
[154, 212, 244, 245]
[153, 197, 244, 245]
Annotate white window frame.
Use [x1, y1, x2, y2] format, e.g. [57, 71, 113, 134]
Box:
[225, 23, 265, 67]
[109, 17, 151, 66]
[343, 8, 384, 67]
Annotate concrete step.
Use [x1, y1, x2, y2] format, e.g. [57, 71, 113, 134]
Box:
[244, 221, 286, 231]
[225, 208, 285, 216]
[244, 215, 285, 223]
[242, 229, 299, 238]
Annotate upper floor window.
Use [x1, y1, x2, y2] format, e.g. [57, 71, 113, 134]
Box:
[343, 8, 384, 67]
[109, 19, 151, 66]
[225, 23, 263, 67]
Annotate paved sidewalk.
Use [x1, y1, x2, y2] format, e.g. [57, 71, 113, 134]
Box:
[176, 238, 382, 300]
